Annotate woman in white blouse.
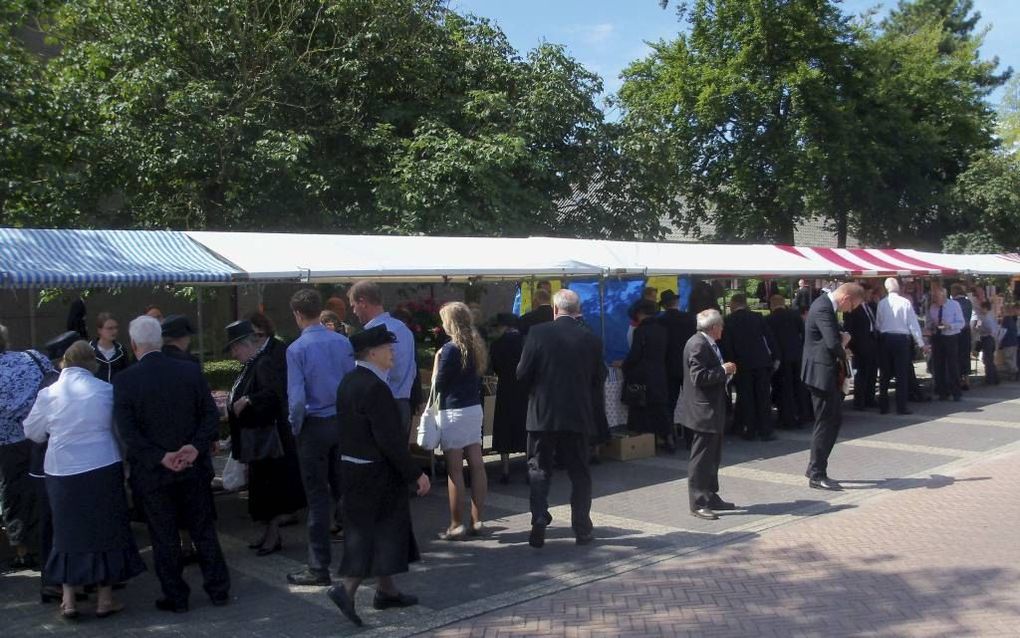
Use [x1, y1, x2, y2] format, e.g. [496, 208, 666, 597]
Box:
[24, 341, 145, 621]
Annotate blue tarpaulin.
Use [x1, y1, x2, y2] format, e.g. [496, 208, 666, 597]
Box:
[0, 228, 240, 288]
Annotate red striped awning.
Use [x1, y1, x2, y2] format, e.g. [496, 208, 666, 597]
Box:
[776, 246, 956, 276]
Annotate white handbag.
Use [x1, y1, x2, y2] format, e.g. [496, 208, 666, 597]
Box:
[416, 369, 441, 450]
[221, 457, 248, 492]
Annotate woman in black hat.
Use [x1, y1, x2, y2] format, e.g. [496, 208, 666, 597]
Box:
[326, 325, 431, 627]
[488, 313, 528, 483]
[224, 320, 306, 556]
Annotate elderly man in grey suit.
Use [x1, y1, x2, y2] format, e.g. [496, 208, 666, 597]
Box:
[681, 309, 738, 521]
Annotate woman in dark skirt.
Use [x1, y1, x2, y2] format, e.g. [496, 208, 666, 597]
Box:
[488, 313, 528, 483]
[326, 325, 431, 627]
[622, 299, 673, 446]
[224, 320, 306, 556]
[23, 341, 145, 620]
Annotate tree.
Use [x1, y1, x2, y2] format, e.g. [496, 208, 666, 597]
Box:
[617, 0, 868, 244]
[2, 0, 644, 238]
[943, 151, 1020, 253]
[998, 74, 1020, 153]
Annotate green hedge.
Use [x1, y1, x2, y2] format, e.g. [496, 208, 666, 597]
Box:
[203, 359, 242, 391]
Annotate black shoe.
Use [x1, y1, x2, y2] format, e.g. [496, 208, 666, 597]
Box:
[879, 406, 889, 415]
[709, 499, 736, 511]
[896, 409, 913, 415]
[155, 598, 189, 613]
[373, 590, 419, 610]
[575, 532, 595, 546]
[287, 568, 331, 586]
[758, 433, 777, 442]
[327, 585, 363, 626]
[8, 554, 37, 571]
[528, 524, 546, 548]
[209, 592, 230, 607]
[256, 540, 282, 556]
[952, 395, 962, 402]
[690, 507, 718, 521]
[809, 477, 843, 491]
[741, 432, 756, 441]
[180, 546, 199, 567]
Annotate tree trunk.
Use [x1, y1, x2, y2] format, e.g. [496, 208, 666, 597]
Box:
[836, 211, 848, 248]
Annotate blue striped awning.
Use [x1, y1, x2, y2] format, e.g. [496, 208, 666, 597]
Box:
[0, 228, 241, 288]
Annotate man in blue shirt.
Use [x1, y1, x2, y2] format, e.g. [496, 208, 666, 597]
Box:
[348, 281, 417, 434]
[285, 289, 354, 586]
[927, 288, 965, 401]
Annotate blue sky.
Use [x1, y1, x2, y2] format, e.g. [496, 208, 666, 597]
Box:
[450, 0, 1018, 114]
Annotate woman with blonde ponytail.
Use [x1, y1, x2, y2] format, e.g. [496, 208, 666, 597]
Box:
[434, 302, 488, 541]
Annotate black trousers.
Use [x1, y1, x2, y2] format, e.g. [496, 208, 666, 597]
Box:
[879, 334, 912, 413]
[527, 431, 592, 536]
[734, 366, 773, 437]
[851, 349, 879, 408]
[931, 334, 961, 398]
[0, 439, 39, 550]
[980, 336, 999, 384]
[137, 474, 229, 605]
[806, 384, 842, 480]
[958, 328, 972, 376]
[296, 416, 341, 573]
[773, 361, 811, 428]
[688, 430, 723, 510]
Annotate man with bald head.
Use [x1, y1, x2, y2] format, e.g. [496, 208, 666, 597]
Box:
[876, 278, 927, 415]
[516, 289, 605, 548]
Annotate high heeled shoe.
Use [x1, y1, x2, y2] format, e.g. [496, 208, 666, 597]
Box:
[256, 539, 282, 556]
[60, 602, 79, 621]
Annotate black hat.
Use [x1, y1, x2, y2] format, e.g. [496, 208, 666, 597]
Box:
[222, 320, 255, 352]
[161, 314, 195, 338]
[350, 324, 397, 353]
[659, 290, 678, 307]
[43, 331, 80, 361]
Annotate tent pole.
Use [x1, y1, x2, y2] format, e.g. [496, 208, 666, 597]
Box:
[599, 276, 606, 345]
[197, 287, 205, 365]
[28, 288, 37, 347]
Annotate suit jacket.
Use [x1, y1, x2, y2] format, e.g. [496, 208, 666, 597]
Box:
[722, 308, 778, 370]
[843, 302, 879, 358]
[516, 316, 605, 434]
[680, 332, 729, 434]
[519, 305, 554, 337]
[336, 366, 422, 485]
[658, 308, 697, 384]
[622, 317, 670, 405]
[766, 307, 805, 364]
[794, 287, 814, 314]
[113, 351, 219, 494]
[801, 294, 846, 392]
[228, 340, 288, 461]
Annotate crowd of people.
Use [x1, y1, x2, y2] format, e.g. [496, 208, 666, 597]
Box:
[0, 275, 1015, 625]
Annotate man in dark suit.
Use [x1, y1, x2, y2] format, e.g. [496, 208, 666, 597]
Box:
[658, 290, 697, 444]
[682, 309, 738, 520]
[518, 288, 554, 337]
[801, 283, 865, 491]
[766, 294, 808, 429]
[843, 285, 880, 410]
[517, 289, 605, 548]
[722, 294, 779, 441]
[114, 315, 230, 612]
[794, 279, 814, 316]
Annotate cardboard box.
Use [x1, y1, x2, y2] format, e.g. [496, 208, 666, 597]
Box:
[603, 433, 655, 461]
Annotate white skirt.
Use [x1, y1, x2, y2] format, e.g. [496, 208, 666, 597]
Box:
[438, 404, 484, 451]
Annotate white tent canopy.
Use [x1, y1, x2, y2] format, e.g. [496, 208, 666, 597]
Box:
[187, 232, 606, 282]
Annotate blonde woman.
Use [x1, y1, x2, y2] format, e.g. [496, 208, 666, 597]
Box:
[434, 302, 488, 540]
[24, 341, 145, 620]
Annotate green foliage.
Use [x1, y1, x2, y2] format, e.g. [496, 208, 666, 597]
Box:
[945, 151, 1020, 253]
[203, 358, 242, 391]
[999, 75, 1020, 153]
[1, 0, 644, 239]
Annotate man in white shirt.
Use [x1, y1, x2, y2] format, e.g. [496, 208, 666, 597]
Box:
[927, 288, 965, 401]
[875, 278, 928, 415]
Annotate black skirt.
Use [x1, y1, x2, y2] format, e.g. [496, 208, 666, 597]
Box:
[338, 461, 419, 578]
[248, 425, 306, 522]
[627, 402, 673, 437]
[45, 462, 146, 586]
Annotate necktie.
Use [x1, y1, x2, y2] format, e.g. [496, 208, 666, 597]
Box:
[937, 305, 943, 335]
[863, 304, 875, 335]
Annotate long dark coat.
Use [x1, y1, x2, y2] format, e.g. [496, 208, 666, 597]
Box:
[489, 329, 528, 454]
[622, 317, 671, 436]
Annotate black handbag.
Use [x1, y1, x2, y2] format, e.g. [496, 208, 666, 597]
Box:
[239, 425, 284, 463]
[622, 383, 648, 408]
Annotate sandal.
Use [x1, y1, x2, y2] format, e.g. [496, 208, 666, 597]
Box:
[437, 525, 468, 541]
[96, 602, 125, 619]
[60, 602, 79, 621]
[467, 521, 486, 536]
